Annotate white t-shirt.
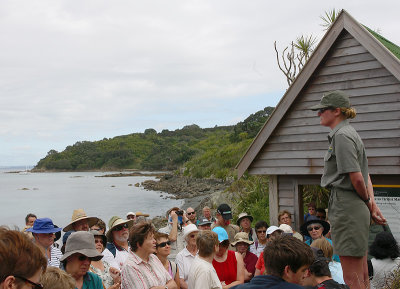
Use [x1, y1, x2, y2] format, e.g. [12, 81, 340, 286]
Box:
[102, 246, 130, 270]
[176, 247, 198, 281]
[188, 256, 222, 289]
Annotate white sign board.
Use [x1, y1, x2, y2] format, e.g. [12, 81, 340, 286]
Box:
[373, 186, 400, 243]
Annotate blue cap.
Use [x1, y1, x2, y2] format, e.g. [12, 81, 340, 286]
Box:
[212, 226, 229, 243]
[26, 218, 62, 234]
[63, 230, 74, 244]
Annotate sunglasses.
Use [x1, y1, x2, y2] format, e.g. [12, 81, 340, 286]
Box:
[307, 225, 322, 232]
[156, 240, 171, 248]
[257, 230, 266, 234]
[318, 107, 333, 114]
[114, 223, 129, 231]
[187, 212, 195, 215]
[14, 275, 43, 289]
[78, 254, 92, 262]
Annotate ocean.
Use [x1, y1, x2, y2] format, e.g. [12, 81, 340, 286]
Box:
[0, 167, 182, 230]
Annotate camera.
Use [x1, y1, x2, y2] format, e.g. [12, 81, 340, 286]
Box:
[176, 210, 184, 216]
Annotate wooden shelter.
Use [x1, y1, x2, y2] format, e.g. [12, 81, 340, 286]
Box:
[236, 10, 400, 230]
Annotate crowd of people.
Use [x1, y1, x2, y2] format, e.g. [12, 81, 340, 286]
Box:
[1, 201, 398, 289]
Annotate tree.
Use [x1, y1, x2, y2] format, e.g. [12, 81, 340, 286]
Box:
[274, 9, 341, 86]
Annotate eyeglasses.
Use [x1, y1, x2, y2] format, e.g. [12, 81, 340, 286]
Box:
[307, 225, 322, 232]
[78, 254, 92, 262]
[187, 212, 195, 215]
[156, 240, 171, 248]
[14, 275, 43, 289]
[114, 223, 129, 231]
[257, 230, 266, 234]
[318, 107, 333, 114]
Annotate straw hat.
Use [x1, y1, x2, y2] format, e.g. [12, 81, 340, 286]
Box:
[106, 216, 134, 241]
[135, 211, 150, 217]
[60, 231, 103, 262]
[63, 209, 99, 232]
[231, 232, 254, 246]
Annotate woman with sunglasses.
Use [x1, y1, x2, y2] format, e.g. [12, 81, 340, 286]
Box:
[89, 231, 121, 289]
[0, 227, 47, 289]
[154, 232, 180, 288]
[310, 90, 386, 289]
[60, 231, 104, 289]
[249, 221, 269, 257]
[300, 216, 340, 263]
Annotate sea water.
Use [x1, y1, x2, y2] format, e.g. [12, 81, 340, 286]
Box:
[0, 168, 182, 230]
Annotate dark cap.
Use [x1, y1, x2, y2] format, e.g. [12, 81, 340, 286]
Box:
[217, 204, 233, 220]
[198, 217, 212, 226]
[310, 90, 350, 110]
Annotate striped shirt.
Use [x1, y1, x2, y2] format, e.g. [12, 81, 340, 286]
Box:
[121, 251, 171, 289]
[49, 245, 63, 268]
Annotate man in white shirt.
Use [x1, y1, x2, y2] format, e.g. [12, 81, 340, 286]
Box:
[102, 216, 133, 270]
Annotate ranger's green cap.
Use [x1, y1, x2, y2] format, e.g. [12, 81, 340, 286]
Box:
[310, 90, 351, 110]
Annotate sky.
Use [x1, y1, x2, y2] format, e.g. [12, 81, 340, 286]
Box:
[1, 1, 400, 167]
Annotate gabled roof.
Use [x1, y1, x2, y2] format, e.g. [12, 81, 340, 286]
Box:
[236, 9, 400, 178]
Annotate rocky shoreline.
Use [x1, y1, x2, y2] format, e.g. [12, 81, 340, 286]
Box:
[140, 174, 233, 228]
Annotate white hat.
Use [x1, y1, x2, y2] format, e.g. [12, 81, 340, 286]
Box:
[279, 224, 293, 234]
[183, 224, 199, 239]
[266, 226, 283, 236]
[126, 212, 136, 217]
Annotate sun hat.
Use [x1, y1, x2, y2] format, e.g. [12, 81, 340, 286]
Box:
[135, 211, 150, 217]
[231, 232, 254, 246]
[60, 231, 103, 262]
[63, 209, 99, 232]
[236, 212, 254, 226]
[126, 212, 136, 218]
[310, 90, 351, 110]
[53, 225, 62, 242]
[198, 217, 212, 226]
[212, 226, 229, 243]
[106, 216, 134, 241]
[279, 224, 293, 234]
[26, 218, 62, 234]
[90, 230, 107, 248]
[300, 216, 330, 237]
[266, 226, 283, 236]
[216, 204, 233, 220]
[183, 224, 199, 239]
[63, 230, 74, 244]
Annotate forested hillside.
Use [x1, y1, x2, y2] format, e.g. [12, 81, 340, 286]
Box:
[35, 107, 274, 178]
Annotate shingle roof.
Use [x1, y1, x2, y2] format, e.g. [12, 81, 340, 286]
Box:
[364, 26, 400, 60]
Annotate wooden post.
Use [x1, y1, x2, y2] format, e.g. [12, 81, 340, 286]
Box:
[269, 175, 279, 226]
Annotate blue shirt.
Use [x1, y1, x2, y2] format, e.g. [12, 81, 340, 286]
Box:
[232, 275, 303, 289]
[79, 271, 104, 289]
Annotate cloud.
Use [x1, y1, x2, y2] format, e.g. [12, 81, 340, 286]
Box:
[0, 0, 399, 165]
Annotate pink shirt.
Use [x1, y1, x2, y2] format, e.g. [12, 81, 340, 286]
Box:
[121, 251, 171, 289]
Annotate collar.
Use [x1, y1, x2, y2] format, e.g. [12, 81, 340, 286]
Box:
[83, 272, 92, 282]
[130, 251, 153, 265]
[183, 247, 198, 257]
[113, 241, 128, 252]
[328, 119, 349, 142]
